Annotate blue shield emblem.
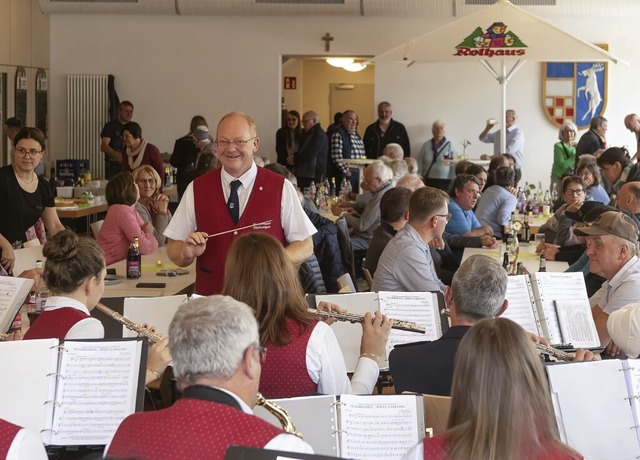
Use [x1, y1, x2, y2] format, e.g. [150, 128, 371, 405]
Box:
[542, 62, 608, 129]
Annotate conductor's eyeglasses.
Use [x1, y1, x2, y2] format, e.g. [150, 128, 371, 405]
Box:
[215, 137, 256, 148]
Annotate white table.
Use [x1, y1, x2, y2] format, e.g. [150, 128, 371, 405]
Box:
[462, 244, 568, 274]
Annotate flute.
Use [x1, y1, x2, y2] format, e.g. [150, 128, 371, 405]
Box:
[0, 332, 7, 341]
[535, 343, 575, 362]
[307, 308, 425, 334]
[95, 303, 164, 343]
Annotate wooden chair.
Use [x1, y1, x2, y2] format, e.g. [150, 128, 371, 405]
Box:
[422, 394, 452, 436]
[90, 219, 104, 238]
[362, 267, 374, 291]
[336, 273, 356, 293]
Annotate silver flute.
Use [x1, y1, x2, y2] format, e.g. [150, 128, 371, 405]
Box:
[535, 343, 576, 362]
[307, 308, 425, 334]
[96, 303, 164, 343]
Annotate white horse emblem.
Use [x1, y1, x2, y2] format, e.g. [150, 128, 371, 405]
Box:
[577, 63, 604, 121]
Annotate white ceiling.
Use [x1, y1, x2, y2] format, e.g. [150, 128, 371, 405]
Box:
[38, 0, 640, 17]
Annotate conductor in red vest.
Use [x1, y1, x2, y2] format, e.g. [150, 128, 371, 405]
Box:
[165, 112, 316, 295]
[106, 295, 314, 459]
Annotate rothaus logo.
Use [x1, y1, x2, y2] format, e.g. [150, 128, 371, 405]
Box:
[455, 21, 527, 57]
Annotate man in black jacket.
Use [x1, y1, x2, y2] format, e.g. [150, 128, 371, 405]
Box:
[363, 102, 411, 159]
[295, 111, 328, 190]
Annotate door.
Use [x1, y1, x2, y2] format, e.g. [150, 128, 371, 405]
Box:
[329, 83, 375, 137]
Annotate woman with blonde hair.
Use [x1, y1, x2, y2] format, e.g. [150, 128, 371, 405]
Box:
[551, 120, 578, 194]
[132, 165, 172, 246]
[403, 318, 582, 460]
[222, 232, 390, 399]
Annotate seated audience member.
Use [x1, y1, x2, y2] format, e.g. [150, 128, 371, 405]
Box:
[372, 187, 448, 293]
[121, 121, 164, 182]
[98, 172, 158, 265]
[382, 143, 404, 160]
[616, 182, 640, 222]
[402, 318, 584, 460]
[364, 187, 412, 275]
[475, 166, 517, 237]
[222, 233, 390, 398]
[576, 156, 609, 204]
[132, 165, 172, 246]
[0, 419, 47, 460]
[483, 154, 510, 189]
[404, 157, 418, 175]
[550, 120, 578, 195]
[466, 163, 487, 193]
[24, 230, 105, 340]
[387, 158, 409, 185]
[194, 151, 217, 178]
[453, 160, 473, 176]
[537, 175, 585, 246]
[396, 173, 424, 192]
[106, 296, 314, 459]
[445, 175, 493, 237]
[418, 120, 456, 191]
[332, 160, 393, 251]
[574, 211, 640, 352]
[608, 303, 640, 359]
[390, 255, 508, 396]
[597, 147, 640, 200]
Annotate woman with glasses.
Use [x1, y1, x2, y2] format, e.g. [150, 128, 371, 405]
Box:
[537, 175, 586, 249]
[275, 110, 301, 169]
[132, 165, 172, 246]
[222, 232, 390, 399]
[98, 171, 158, 265]
[0, 127, 64, 274]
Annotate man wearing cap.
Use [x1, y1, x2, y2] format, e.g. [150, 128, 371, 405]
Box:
[164, 112, 316, 295]
[574, 211, 640, 352]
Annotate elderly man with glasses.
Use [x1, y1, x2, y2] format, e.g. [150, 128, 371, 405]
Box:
[106, 296, 314, 458]
[164, 112, 316, 295]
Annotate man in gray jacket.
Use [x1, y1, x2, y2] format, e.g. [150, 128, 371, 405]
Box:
[295, 111, 328, 190]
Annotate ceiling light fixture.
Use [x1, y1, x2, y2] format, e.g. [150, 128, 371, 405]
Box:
[325, 58, 367, 72]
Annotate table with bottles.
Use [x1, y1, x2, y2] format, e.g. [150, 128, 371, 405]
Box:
[462, 244, 568, 274]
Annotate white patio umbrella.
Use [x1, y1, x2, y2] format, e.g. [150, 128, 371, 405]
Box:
[375, 0, 625, 150]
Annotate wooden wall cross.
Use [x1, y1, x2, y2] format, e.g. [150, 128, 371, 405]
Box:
[322, 33, 334, 52]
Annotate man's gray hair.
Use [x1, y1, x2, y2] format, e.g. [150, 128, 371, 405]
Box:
[368, 160, 394, 183]
[169, 295, 259, 384]
[451, 255, 507, 321]
[383, 143, 404, 160]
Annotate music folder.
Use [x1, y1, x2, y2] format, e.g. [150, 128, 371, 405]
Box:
[225, 446, 337, 460]
[309, 291, 448, 370]
[502, 272, 600, 348]
[254, 394, 425, 459]
[0, 275, 34, 333]
[0, 337, 147, 446]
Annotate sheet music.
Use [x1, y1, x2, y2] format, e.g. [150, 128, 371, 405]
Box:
[50, 340, 142, 445]
[123, 294, 188, 338]
[0, 276, 34, 332]
[532, 273, 591, 344]
[554, 300, 600, 348]
[502, 275, 540, 336]
[339, 395, 420, 460]
[377, 292, 441, 359]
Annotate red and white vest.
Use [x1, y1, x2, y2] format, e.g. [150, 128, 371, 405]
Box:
[0, 419, 21, 459]
[193, 167, 286, 295]
[259, 319, 318, 399]
[23, 307, 90, 340]
[107, 398, 284, 460]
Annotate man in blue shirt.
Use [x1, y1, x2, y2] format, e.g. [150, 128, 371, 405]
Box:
[445, 174, 493, 237]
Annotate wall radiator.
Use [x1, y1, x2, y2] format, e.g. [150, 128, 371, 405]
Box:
[67, 74, 110, 180]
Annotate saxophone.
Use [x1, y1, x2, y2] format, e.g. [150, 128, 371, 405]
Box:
[95, 303, 164, 343]
[256, 392, 303, 438]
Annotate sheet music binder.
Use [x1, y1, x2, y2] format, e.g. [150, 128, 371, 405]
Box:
[254, 394, 425, 459]
[0, 337, 147, 446]
[309, 291, 448, 371]
[0, 275, 34, 332]
[546, 359, 640, 459]
[502, 272, 599, 348]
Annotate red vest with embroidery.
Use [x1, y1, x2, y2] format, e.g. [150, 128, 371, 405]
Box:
[0, 419, 21, 459]
[106, 398, 284, 460]
[23, 307, 90, 340]
[259, 319, 318, 399]
[193, 167, 285, 295]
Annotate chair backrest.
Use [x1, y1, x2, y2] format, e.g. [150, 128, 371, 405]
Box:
[362, 267, 373, 291]
[336, 273, 356, 293]
[91, 219, 104, 238]
[422, 393, 452, 436]
[334, 217, 356, 282]
[13, 245, 45, 276]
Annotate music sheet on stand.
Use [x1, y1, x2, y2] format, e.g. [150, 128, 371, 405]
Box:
[502, 275, 539, 336]
[339, 395, 420, 460]
[377, 291, 439, 360]
[49, 340, 141, 445]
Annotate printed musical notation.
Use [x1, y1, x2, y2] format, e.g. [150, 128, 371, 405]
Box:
[503, 275, 539, 335]
[50, 340, 141, 445]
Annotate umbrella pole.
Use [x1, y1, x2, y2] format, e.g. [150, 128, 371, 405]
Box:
[501, 60, 507, 154]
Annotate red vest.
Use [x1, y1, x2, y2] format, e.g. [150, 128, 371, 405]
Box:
[259, 319, 318, 399]
[23, 307, 90, 340]
[107, 398, 284, 460]
[193, 167, 286, 295]
[0, 419, 21, 459]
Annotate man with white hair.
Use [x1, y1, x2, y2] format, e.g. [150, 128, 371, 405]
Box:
[382, 143, 404, 160]
[396, 173, 425, 192]
[574, 211, 640, 353]
[295, 110, 328, 190]
[335, 160, 393, 251]
[106, 296, 313, 458]
[478, 109, 524, 185]
[363, 101, 411, 158]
